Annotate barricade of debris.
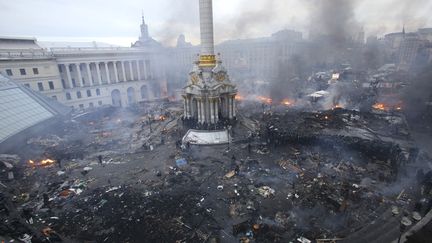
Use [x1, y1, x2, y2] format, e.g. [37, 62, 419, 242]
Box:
[1, 104, 431, 243]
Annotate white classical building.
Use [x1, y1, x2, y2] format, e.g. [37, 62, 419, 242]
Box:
[52, 47, 165, 109]
[0, 37, 65, 102]
[182, 0, 237, 125]
[0, 18, 167, 111]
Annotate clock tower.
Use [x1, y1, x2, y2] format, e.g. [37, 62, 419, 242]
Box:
[182, 0, 237, 126]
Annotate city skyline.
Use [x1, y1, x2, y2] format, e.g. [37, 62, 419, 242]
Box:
[1, 0, 431, 46]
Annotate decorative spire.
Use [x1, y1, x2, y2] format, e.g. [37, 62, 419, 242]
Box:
[139, 11, 149, 41]
[402, 25, 405, 35]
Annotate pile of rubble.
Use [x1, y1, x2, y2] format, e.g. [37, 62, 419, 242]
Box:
[1, 103, 432, 242]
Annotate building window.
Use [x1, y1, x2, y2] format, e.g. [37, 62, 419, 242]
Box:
[89, 102, 94, 108]
[6, 69, 13, 76]
[96, 88, 101, 96]
[37, 82, 44, 91]
[33, 68, 39, 75]
[24, 83, 30, 88]
[77, 91, 82, 98]
[20, 68, 26, 75]
[58, 66, 63, 73]
[66, 92, 71, 100]
[61, 79, 66, 88]
[69, 65, 73, 72]
[52, 95, 57, 100]
[98, 101, 103, 106]
[79, 104, 84, 109]
[48, 81, 54, 90]
[87, 90, 92, 97]
[72, 79, 76, 87]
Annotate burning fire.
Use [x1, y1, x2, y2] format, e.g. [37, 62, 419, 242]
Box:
[333, 104, 343, 109]
[257, 96, 273, 104]
[235, 95, 244, 101]
[41, 159, 55, 166]
[158, 115, 166, 121]
[28, 159, 55, 167]
[372, 103, 403, 111]
[281, 99, 293, 107]
[373, 103, 386, 111]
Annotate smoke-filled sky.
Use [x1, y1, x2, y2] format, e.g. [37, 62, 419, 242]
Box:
[0, 0, 431, 46]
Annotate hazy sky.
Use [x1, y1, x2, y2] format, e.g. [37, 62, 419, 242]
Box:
[0, 0, 431, 46]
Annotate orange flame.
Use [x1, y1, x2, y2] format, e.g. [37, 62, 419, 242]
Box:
[372, 103, 387, 111]
[257, 96, 272, 104]
[29, 159, 55, 167]
[40, 159, 55, 166]
[333, 104, 343, 109]
[281, 99, 293, 106]
[235, 95, 244, 101]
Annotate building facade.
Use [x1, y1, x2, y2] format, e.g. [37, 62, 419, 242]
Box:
[0, 34, 167, 111]
[2, 18, 431, 111]
[166, 29, 305, 90]
[383, 28, 432, 70]
[52, 47, 165, 109]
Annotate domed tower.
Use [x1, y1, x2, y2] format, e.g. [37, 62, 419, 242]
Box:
[182, 0, 237, 125]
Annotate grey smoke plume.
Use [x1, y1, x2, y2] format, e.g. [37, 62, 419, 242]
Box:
[402, 63, 432, 120]
[308, 0, 360, 46]
[154, 0, 282, 46]
[153, 0, 199, 46]
[216, 0, 279, 40]
[153, 0, 431, 46]
[391, 0, 431, 32]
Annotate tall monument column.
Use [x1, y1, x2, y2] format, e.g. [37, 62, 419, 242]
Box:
[199, 0, 216, 68]
[182, 0, 237, 127]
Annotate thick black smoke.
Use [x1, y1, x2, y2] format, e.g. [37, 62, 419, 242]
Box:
[309, 0, 359, 47]
[402, 63, 432, 122]
[270, 0, 361, 102]
[216, 0, 279, 40]
[154, 0, 282, 46]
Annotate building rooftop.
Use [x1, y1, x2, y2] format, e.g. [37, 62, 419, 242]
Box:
[0, 36, 41, 49]
[38, 41, 120, 50]
[0, 74, 71, 144]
